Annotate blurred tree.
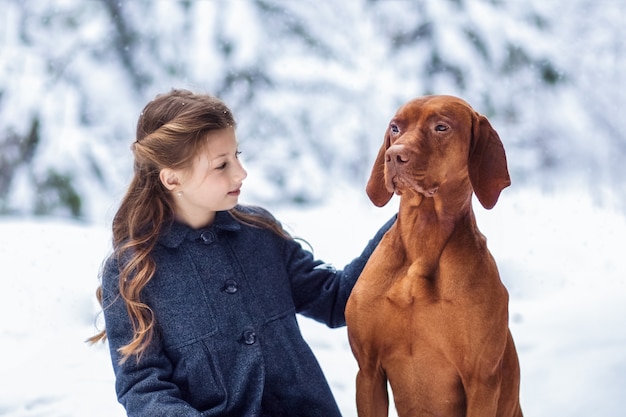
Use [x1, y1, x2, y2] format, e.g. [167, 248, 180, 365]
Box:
[366, 0, 570, 185]
[0, 0, 623, 220]
[0, 117, 40, 213]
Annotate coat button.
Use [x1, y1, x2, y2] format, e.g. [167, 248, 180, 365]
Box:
[200, 231, 215, 244]
[223, 279, 238, 294]
[242, 329, 257, 345]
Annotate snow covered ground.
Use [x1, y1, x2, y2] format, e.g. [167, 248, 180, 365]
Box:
[1, 186, 625, 417]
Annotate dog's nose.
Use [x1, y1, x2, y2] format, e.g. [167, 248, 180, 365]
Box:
[386, 144, 410, 164]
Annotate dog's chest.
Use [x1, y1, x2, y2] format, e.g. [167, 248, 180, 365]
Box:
[358, 241, 483, 310]
[383, 271, 434, 308]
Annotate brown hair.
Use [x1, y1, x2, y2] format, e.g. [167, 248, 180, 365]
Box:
[88, 89, 290, 363]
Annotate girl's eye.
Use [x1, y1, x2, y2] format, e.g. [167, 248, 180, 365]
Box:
[236, 150, 242, 158]
[216, 162, 227, 170]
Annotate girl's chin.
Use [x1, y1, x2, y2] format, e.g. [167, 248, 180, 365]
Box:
[223, 198, 239, 210]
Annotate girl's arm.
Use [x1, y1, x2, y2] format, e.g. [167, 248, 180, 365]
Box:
[101, 258, 203, 417]
[286, 214, 397, 327]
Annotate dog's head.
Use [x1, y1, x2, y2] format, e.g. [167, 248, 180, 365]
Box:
[366, 95, 510, 210]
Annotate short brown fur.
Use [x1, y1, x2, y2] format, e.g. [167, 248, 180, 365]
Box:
[346, 95, 522, 417]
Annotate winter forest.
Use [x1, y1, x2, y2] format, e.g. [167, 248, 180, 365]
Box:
[2, 0, 625, 220]
[1, 1, 626, 417]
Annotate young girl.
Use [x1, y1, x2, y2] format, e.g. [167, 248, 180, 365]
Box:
[89, 89, 395, 417]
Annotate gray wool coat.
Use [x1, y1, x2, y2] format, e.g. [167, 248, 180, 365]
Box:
[101, 206, 395, 417]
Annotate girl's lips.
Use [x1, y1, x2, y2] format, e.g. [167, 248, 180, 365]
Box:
[228, 188, 241, 196]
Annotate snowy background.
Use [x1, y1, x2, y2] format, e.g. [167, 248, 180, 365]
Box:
[2, 0, 626, 218]
[2, 187, 626, 417]
[1, 0, 626, 416]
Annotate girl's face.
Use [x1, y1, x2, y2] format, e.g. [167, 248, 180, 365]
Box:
[163, 127, 247, 229]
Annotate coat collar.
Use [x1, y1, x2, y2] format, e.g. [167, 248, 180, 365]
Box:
[158, 211, 241, 248]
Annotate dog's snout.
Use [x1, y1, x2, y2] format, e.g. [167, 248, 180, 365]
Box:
[386, 144, 410, 165]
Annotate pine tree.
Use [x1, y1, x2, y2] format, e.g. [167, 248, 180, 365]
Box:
[0, 0, 622, 219]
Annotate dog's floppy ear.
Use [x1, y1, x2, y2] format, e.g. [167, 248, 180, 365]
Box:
[469, 113, 511, 209]
[366, 126, 393, 207]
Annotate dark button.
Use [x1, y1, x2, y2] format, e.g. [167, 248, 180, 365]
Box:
[223, 279, 238, 294]
[242, 329, 257, 345]
[200, 231, 215, 244]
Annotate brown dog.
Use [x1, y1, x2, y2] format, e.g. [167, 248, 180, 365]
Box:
[345, 95, 522, 417]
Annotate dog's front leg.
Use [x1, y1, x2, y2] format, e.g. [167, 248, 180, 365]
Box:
[355, 366, 389, 417]
[463, 363, 503, 417]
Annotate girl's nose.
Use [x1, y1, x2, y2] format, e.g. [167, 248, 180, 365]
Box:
[236, 160, 248, 182]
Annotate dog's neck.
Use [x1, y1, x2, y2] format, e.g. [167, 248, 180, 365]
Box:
[396, 181, 477, 267]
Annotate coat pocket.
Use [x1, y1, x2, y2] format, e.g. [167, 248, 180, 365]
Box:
[167, 338, 226, 411]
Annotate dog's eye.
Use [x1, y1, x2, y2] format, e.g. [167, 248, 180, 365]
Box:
[390, 124, 400, 134]
[435, 124, 449, 132]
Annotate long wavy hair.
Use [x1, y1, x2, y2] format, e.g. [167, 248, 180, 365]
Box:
[88, 89, 290, 363]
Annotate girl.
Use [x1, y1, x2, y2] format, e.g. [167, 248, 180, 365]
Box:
[89, 89, 395, 417]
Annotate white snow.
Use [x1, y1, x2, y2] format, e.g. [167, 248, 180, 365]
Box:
[1, 185, 625, 416]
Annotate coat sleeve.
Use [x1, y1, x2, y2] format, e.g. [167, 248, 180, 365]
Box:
[286, 214, 396, 327]
[101, 257, 203, 417]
